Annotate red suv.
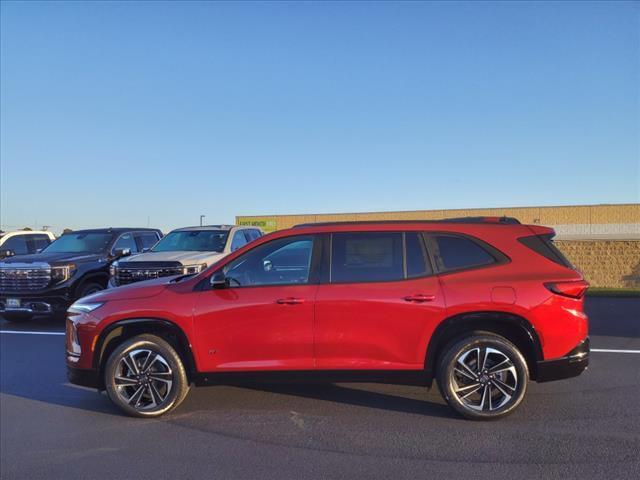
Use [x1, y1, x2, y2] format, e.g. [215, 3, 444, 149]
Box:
[66, 218, 589, 420]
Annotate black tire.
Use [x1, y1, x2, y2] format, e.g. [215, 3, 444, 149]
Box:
[77, 282, 104, 299]
[437, 333, 529, 420]
[104, 334, 190, 418]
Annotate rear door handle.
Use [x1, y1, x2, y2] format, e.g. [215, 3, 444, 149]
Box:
[276, 297, 305, 305]
[404, 294, 436, 303]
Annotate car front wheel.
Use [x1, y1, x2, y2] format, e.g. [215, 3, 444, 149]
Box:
[104, 334, 190, 417]
[437, 333, 529, 420]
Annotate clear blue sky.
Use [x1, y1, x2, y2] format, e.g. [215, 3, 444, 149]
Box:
[1, 1, 638, 233]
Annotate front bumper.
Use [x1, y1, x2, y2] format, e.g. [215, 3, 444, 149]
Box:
[0, 291, 72, 316]
[536, 337, 589, 382]
[67, 366, 101, 389]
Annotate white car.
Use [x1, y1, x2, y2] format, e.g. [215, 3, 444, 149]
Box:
[0, 230, 56, 258]
[108, 225, 263, 287]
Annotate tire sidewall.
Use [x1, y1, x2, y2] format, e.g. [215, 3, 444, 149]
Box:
[104, 335, 188, 418]
[78, 282, 104, 299]
[439, 335, 529, 420]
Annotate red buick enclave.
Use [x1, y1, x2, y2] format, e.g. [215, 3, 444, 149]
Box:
[66, 217, 589, 419]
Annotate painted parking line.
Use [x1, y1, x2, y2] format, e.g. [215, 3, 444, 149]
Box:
[0, 330, 65, 336]
[591, 348, 640, 354]
[1, 331, 640, 353]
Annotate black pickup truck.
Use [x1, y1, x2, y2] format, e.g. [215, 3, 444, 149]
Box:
[0, 227, 162, 321]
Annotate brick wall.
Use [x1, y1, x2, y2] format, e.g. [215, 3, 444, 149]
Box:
[555, 241, 640, 289]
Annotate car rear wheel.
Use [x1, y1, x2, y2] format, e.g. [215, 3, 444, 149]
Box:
[437, 333, 529, 420]
[104, 334, 190, 418]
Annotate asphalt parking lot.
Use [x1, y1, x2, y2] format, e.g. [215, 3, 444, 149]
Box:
[1, 297, 639, 480]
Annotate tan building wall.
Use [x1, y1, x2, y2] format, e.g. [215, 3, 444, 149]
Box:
[555, 241, 640, 289]
[238, 203, 640, 233]
[237, 204, 640, 289]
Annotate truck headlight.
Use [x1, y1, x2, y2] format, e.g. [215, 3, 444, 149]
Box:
[183, 263, 207, 275]
[51, 264, 76, 283]
[109, 261, 119, 278]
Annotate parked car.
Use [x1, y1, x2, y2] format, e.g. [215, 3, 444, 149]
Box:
[66, 217, 589, 420]
[109, 225, 262, 288]
[0, 230, 56, 258]
[0, 228, 162, 321]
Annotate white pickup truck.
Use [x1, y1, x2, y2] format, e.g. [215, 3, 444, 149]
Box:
[108, 225, 263, 287]
[0, 230, 56, 259]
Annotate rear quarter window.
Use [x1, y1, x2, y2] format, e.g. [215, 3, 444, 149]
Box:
[518, 234, 574, 268]
[428, 234, 499, 272]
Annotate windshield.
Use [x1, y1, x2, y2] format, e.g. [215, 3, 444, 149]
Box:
[43, 232, 113, 254]
[152, 230, 229, 252]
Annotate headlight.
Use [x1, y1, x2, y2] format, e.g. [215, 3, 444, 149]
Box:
[109, 261, 119, 277]
[68, 300, 104, 314]
[66, 317, 81, 358]
[183, 263, 207, 275]
[51, 264, 76, 283]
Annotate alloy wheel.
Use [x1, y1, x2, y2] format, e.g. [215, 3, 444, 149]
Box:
[113, 349, 174, 410]
[450, 346, 518, 412]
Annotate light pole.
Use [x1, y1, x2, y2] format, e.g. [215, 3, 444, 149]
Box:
[200, 215, 205, 226]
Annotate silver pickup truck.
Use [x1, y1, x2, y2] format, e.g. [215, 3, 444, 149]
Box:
[108, 225, 263, 287]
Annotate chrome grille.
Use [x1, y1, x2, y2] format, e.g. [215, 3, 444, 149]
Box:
[116, 266, 183, 285]
[0, 266, 51, 291]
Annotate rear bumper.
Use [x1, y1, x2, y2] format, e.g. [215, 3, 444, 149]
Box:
[536, 337, 589, 382]
[67, 366, 101, 390]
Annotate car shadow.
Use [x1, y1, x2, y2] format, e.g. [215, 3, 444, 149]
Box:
[192, 382, 455, 419]
[1, 376, 453, 419]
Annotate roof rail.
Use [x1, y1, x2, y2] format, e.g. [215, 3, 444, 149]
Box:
[293, 216, 521, 228]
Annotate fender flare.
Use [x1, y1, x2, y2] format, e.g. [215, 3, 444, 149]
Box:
[423, 311, 543, 381]
[92, 318, 197, 381]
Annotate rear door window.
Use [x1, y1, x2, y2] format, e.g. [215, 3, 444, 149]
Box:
[330, 232, 404, 283]
[231, 231, 248, 251]
[428, 235, 496, 272]
[137, 232, 160, 251]
[30, 234, 52, 252]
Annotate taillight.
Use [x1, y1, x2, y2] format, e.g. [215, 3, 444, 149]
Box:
[545, 280, 589, 299]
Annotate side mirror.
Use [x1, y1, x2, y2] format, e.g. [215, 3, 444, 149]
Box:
[142, 247, 151, 253]
[210, 272, 227, 289]
[113, 248, 131, 258]
[0, 249, 15, 258]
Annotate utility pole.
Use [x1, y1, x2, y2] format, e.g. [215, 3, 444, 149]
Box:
[200, 215, 205, 226]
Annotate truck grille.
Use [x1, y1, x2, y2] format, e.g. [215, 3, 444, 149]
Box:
[0, 267, 51, 291]
[115, 264, 183, 285]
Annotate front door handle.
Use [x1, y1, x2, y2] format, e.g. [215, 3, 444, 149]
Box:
[404, 294, 436, 303]
[276, 297, 305, 305]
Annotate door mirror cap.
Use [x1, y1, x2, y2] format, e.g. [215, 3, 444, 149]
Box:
[210, 272, 227, 289]
[113, 248, 131, 258]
